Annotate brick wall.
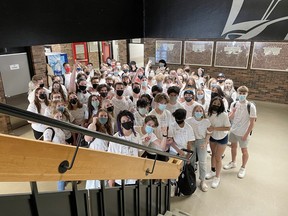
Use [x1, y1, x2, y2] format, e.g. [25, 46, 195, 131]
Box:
[144, 38, 288, 104]
[30, 46, 48, 85]
[118, 40, 128, 64]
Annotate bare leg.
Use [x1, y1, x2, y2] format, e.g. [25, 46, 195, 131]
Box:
[214, 144, 227, 178]
[231, 142, 237, 162]
[241, 148, 249, 168]
[209, 142, 217, 169]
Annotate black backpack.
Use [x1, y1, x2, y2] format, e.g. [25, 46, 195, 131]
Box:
[175, 163, 197, 196]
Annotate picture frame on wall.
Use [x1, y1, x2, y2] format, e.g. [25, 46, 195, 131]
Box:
[214, 41, 251, 69]
[184, 41, 214, 66]
[155, 40, 182, 64]
[251, 42, 288, 72]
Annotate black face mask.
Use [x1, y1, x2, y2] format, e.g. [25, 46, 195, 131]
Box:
[122, 121, 133, 130]
[185, 97, 193, 102]
[123, 69, 129, 73]
[184, 69, 190, 73]
[211, 92, 219, 98]
[133, 87, 141, 94]
[211, 105, 220, 112]
[100, 92, 108, 98]
[92, 84, 98, 89]
[79, 85, 86, 91]
[85, 72, 90, 76]
[116, 90, 124, 96]
[107, 83, 113, 87]
[70, 98, 78, 105]
[176, 119, 185, 125]
[152, 93, 157, 98]
[123, 82, 128, 86]
[39, 93, 46, 100]
[218, 80, 225, 84]
[107, 106, 114, 112]
[138, 75, 143, 79]
[39, 83, 44, 88]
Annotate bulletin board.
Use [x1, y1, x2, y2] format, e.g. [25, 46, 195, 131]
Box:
[155, 40, 182, 64]
[184, 41, 214, 66]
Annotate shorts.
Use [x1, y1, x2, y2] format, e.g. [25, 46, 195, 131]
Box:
[210, 135, 228, 145]
[229, 132, 248, 148]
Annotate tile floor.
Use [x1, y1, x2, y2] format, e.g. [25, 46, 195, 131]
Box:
[1, 101, 288, 216]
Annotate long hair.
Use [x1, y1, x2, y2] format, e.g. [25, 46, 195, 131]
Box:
[192, 105, 207, 119]
[51, 81, 66, 101]
[34, 87, 49, 113]
[94, 108, 113, 135]
[208, 96, 225, 117]
[212, 85, 225, 99]
[67, 92, 83, 110]
[116, 110, 136, 137]
[87, 95, 100, 121]
[195, 88, 206, 105]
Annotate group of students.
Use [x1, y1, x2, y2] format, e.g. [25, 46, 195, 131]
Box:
[26, 58, 257, 192]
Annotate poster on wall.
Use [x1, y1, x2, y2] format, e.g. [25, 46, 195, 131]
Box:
[214, 41, 251, 69]
[46, 53, 68, 75]
[184, 41, 214, 66]
[155, 40, 182, 64]
[251, 42, 288, 71]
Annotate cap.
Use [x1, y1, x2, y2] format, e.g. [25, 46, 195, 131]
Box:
[217, 73, 225, 78]
[184, 89, 194, 95]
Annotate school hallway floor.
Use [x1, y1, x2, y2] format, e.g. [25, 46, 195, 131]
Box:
[0, 101, 287, 216]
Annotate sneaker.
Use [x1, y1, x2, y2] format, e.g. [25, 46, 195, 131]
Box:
[205, 171, 216, 180]
[223, 161, 236, 170]
[211, 177, 220, 188]
[200, 181, 208, 192]
[238, 167, 246, 178]
[170, 182, 176, 197]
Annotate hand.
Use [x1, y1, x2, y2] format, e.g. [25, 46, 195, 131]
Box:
[207, 126, 214, 132]
[170, 71, 177, 76]
[161, 127, 168, 136]
[148, 59, 152, 65]
[92, 117, 98, 125]
[166, 138, 173, 145]
[179, 149, 185, 157]
[241, 134, 248, 141]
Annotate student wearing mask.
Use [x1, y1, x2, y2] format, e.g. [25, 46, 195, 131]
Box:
[223, 86, 256, 179]
[122, 74, 133, 97]
[195, 89, 210, 113]
[130, 82, 141, 105]
[63, 63, 72, 90]
[223, 79, 237, 107]
[88, 76, 100, 95]
[85, 108, 114, 189]
[217, 73, 226, 90]
[28, 75, 51, 103]
[97, 84, 111, 103]
[211, 86, 229, 112]
[140, 94, 153, 112]
[166, 86, 183, 114]
[129, 61, 138, 72]
[87, 95, 101, 123]
[108, 110, 142, 187]
[151, 85, 163, 109]
[179, 77, 197, 102]
[181, 89, 201, 118]
[75, 78, 91, 105]
[27, 87, 50, 139]
[134, 99, 149, 126]
[205, 97, 231, 189]
[50, 81, 67, 101]
[67, 92, 88, 126]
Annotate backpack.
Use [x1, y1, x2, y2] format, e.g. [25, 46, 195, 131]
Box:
[39, 127, 55, 141]
[175, 163, 197, 196]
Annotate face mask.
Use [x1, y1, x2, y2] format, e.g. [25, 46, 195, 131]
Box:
[70, 98, 78, 105]
[123, 69, 129, 73]
[79, 85, 86, 91]
[100, 92, 108, 98]
[138, 75, 143, 80]
[114, 72, 119, 76]
[57, 106, 65, 113]
[218, 80, 225, 84]
[98, 117, 108, 125]
[169, 96, 178, 103]
[92, 84, 98, 89]
[238, 94, 247, 102]
[184, 69, 190, 73]
[176, 119, 185, 124]
[122, 121, 133, 130]
[39, 93, 46, 100]
[39, 83, 44, 88]
[85, 72, 90, 76]
[194, 111, 203, 119]
[185, 97, 193, 102]
[197, 94, 204, 100]
[123, 81, 128, 86]
[91, 101, 99, 109]
[65, 67, 71, 73]
[211, 83, 218, 88]
[211, 92, 218, 98]
[133, 87, 141, 94]
[116, 90, 124, 96]
[211, 105, 220, 112]
[117, 66, 122, 70]
[159, 63, 165, 67]
[107, 83, 113, 87]
[158, 103, 166, 111]
[107, 106, 114, 112]
[138, 107, 147, 116]
[152, 93, 157, 98]
[145, 125, 154, 134]
[76, 67, 82, 71]
[142, 81, 147, 87]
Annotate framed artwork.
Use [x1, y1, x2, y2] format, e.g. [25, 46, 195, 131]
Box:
[184, 41, 214, 66]
[155, 40, 182, 64]
[214, 41, 251, 69]
[251, 42, 288, 71]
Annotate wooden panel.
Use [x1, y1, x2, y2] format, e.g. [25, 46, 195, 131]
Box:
[0, 134, 182, 182]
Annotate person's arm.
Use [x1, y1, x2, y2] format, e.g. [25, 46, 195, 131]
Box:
[108, 180, 115, 187]
[242, 118, 256, 141]
[171, 71, 183, 89]
[145, 60, 152, 77]
[84, 122, 97, 142]
[208, 126, 230, 131]
[170, 140, 185, 156]
[69, 64, 77, 93]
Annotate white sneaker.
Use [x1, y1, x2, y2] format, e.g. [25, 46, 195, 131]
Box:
[238, 167, 246, 178]
[223, 161, 236, 170]
[200, 181, 208, 192]
[205, 171, 216, 180]
[211, 177, 220, 188]
[170, 182, 176, 197]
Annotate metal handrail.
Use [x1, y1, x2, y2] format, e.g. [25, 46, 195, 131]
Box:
[0, 102, 188, 162]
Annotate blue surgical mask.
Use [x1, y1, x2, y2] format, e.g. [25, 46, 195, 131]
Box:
[142, 81, 147, 87]
[238, 94, 247, 102]
[197, 94, 204, 100]
[98, 117, 108, 125]
[138, 108, 148, 116]
[114, 71, 119, 76]
[145, 125, 154, 134]
[194, 111, 203, 119]
[158, 103, 167, 111]
[57, 106, 65, 113]
[211, 83, 218, 88]
[91, 101, 99, 109]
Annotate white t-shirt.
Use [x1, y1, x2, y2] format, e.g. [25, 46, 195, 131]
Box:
[230, 101, 257, 136]
[181, 101, 201, 118]
[208, 112, 231, 140]
[166, 102, 184, 114]
[111, 97, 134, 118]
[43, 127, 66, 144]
[123, 86, 133, 97]
[108, 132, 142, 185]
[69, 105, 88, 125]
[133, 111, 146, 126]
[186, 117, 211, 139]
[196, 100, 210, 113]
[77, 91, 91, 105]
[64, 73, 71, 90]
[28, 88, 50, 103]
[134, 126, 159, 150]
[148, 109, 172, 139]
[27, 102, 48, 132]
[168, 122, 195, 153]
